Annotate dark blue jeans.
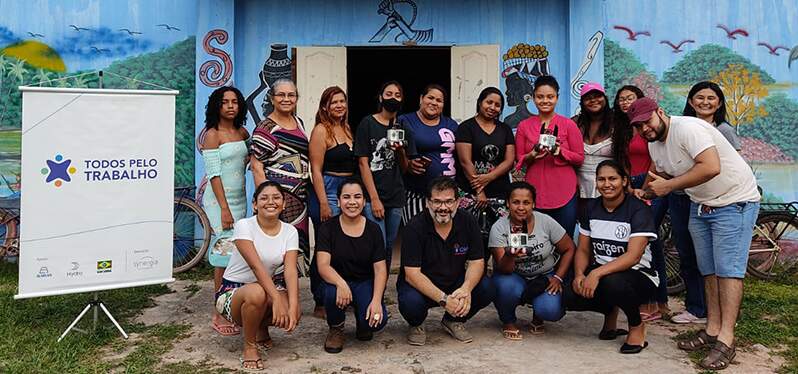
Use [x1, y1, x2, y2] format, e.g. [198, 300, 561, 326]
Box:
[397, 276, 495, 327]
[492, 272, 564, 324]
[670, 193, 706, 317]
[537, 193, 578, 239]
[322, 280, 388, 331]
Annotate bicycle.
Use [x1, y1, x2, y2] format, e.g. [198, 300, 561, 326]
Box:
[658, 214, 686, 295]
[748, 201, 798, 280]
[0, 194, 20, 258]
[172, 186, 212, 273]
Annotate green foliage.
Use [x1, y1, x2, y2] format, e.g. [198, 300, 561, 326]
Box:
[739, 93, 798, 159]
[662, 44, 775, 85]
[0, 37, 196, 187]
[603, 38, 648, 101]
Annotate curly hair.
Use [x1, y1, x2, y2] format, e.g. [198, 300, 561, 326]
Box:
[204, 86, 247, 130]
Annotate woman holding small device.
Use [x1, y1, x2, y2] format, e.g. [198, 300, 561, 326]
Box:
[514, 76, 584, 235]
[398, 84, 459, 224]
[489, 181, 576, 340]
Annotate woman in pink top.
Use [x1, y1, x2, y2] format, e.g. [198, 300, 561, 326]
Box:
[515, 75, 584, 235]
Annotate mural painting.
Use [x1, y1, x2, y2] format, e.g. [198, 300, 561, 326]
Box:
[501, 43, 550, 128]
[605, 14, 798, 203]
[0, 1, 198, 208]
[369, 0, 433, 44]
[245, 44, 292, 124]
[199, 29, 233, 88]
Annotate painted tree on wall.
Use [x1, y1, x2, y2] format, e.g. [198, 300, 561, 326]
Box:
[712, 64, 768, 131]
[662, 44, 775, 84]
[603, 39, 682, 113]
[739, 93, 798, 160]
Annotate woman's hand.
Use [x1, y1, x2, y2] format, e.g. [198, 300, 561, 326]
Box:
[470, 174, 491, 192]
[475, 191, 488, 210]
[550, 140, 562, 156]
[546, 275, 563, 295]
[336, 282, 353, 309]
[370, 199, 385, 220]
[365, 299, 384, 328]
[573, 274, 586, 296]
[581, 272, 601, 299]
[221, 207, 234, 230]
[409, 158, 427, 175]
[271, 296, 290, 329]
[320, 203, 333, 222]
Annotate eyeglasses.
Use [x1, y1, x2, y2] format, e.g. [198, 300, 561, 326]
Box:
[430, 199, 457, 208]
[274, 92, 298, 100]
[618, 95, 637, 103]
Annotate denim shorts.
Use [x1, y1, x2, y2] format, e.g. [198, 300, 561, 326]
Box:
[688, 201, 760, 278]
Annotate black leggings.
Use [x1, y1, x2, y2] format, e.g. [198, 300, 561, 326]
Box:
[564, 265, 656, 327]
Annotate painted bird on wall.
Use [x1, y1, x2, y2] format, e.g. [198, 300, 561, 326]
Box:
[69, 24, 91, 32]
[660, 39, 694, 53]
[156, 24, 180, 31]
[118, 29, 142, 36]
[26, 32, 44, 38]
[757, 42, 789, 56]
[716, 24, 749, 39]
[612, 25, 650, 41]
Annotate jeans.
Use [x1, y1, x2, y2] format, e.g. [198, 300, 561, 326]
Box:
[564, 265, 656, 327]
[689, 201, 760, 278]
[537, 193, 578, 239]
[397, 276, 495, 327]
[668, 193, 706, 317]
[322, 280, 388, 331]
[308, 174, 345, 227]
[308, 174, 347, 307]
[363, 202, 402, 269]
[492, 272, 564, 324]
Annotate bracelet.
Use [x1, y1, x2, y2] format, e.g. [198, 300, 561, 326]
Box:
[552, 274, 563, 283]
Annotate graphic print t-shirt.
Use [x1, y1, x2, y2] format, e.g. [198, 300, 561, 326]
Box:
[455, 117, 515, 198]
[578, 195, 659, 286]
[399, 112, 458, 193]
[488, 212, 566, 278]
[353, 115, 417, 208]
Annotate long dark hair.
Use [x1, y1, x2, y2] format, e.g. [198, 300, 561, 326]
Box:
[475, 86, 505, 117]
[204, 86, 247, 130]
[683, 81, 728, 125]
[610, 85, 645, 173]
[575, 92, 613, 142]
[375, 80, 404, 112]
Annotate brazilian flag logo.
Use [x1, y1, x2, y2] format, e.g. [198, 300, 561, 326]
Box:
[96, 260, 112, 273]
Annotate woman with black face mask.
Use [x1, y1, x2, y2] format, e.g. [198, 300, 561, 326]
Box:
[354, 81, 417, 271]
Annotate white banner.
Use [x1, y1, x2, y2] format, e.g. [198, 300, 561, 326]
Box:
[16, 87, 177, 299]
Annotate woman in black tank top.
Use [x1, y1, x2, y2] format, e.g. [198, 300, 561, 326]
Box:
[308, 86, 356, 318]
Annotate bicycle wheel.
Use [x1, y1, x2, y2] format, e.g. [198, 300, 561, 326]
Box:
[173, 198, 212, 273]
[0, 210, 19, 258]
[748, 213, 798, 280]
[659, 214, 686, 295]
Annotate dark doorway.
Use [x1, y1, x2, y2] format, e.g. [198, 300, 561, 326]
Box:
[347, 46, 451, 134]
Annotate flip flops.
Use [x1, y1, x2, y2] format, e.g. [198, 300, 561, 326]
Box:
[502, 327, 523, 340]
[212, 321, 241, 336]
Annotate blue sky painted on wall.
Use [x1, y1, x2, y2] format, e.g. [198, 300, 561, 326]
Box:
[0, 0, 197, 72]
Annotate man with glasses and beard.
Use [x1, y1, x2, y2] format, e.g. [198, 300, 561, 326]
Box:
[397, 177, 496, 346]
[627, 97, 760, 371]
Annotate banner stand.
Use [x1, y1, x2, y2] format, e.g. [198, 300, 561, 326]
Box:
[58, 292, 128, 342]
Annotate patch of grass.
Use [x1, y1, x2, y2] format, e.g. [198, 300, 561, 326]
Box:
[176, 261, 215, 282]
[109, 323, 191, 372]
[0, 261, 171, 372]
[673, 274, 798, 373]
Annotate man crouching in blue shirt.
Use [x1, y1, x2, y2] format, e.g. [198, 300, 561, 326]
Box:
[397, 176, 495, 345]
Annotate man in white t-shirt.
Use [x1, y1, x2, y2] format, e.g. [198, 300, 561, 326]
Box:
[627, 97, 760, 370]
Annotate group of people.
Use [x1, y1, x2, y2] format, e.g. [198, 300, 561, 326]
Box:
[199, 75, 759, 371]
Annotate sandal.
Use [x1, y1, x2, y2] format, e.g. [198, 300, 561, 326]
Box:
[641, 311, 661, 322]
[677, 330, 717, 351]
[700, 341, 736, 370]
[528, 320, 545, 335]
[239, 357, 264, 371]
[598, 328, 629, 340]
[502, 327, 523, 341]
[212, 321, 241, 336]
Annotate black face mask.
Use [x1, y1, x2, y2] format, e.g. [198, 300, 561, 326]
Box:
[381, 98, 402, 113]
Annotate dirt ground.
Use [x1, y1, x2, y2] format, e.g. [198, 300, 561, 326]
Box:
[133, 273, 785, 374]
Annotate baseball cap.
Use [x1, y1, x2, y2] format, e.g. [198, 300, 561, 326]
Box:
[627, 97, 659, 124]
[579, 82, 605, 97]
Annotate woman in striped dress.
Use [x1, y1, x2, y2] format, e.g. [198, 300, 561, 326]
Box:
[250, 79, 310, 273]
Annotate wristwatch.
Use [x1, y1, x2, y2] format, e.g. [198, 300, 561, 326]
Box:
[438, 293, 448, 307]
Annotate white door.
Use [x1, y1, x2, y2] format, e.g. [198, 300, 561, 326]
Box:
[295, 46, 347, 131]
[450, 45, 500, 123]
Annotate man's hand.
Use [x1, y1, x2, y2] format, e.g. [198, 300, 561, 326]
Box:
[647, 171, 674, 197]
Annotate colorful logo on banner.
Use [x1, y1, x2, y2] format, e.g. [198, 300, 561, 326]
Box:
[96, 260, 112, 273]
[41, 154, 77, 188]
